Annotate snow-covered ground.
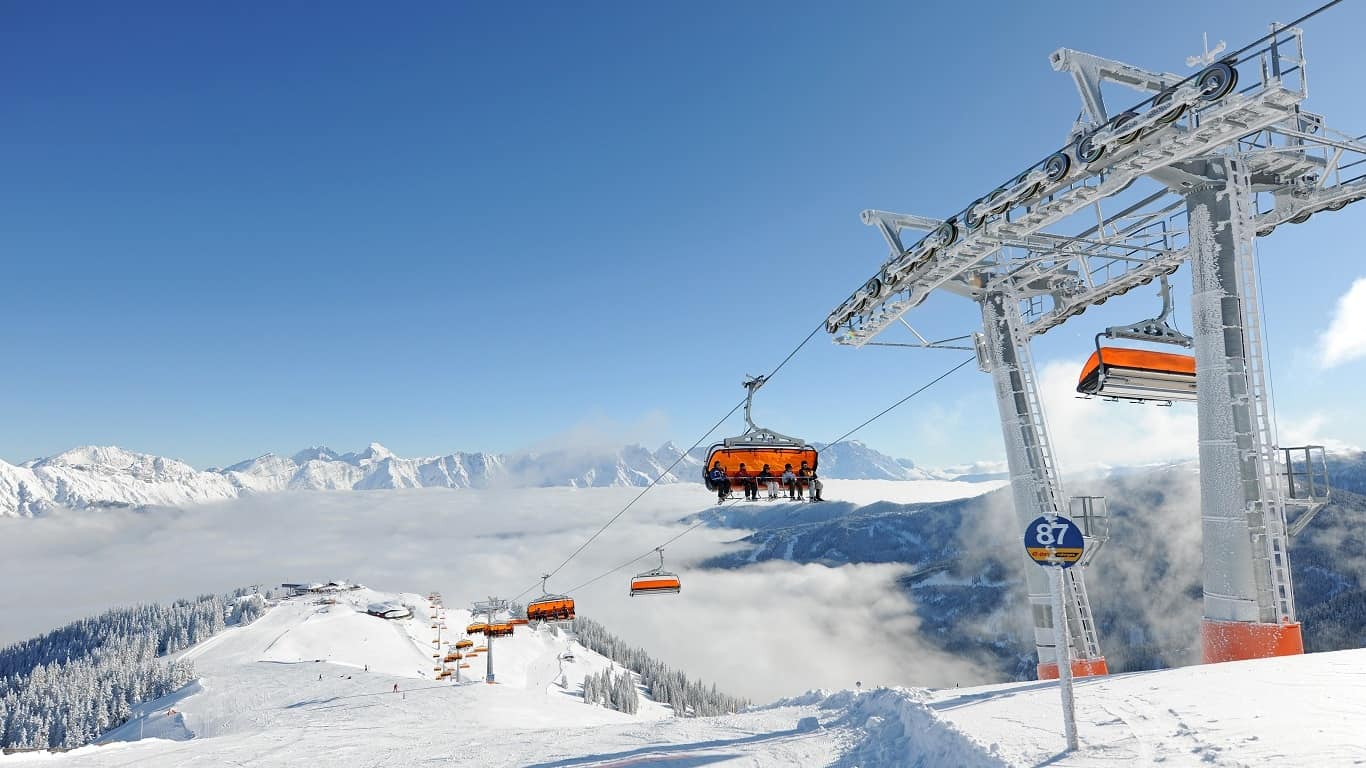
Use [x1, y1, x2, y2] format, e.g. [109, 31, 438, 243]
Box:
[6, 591, 1365, 767]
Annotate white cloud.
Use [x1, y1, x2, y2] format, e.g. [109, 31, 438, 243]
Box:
[1036, 360, 1197, 471]
[1277, 412, 1362, 453]
[1318, 277, 1366, 368]
[0, 483, 987, 701]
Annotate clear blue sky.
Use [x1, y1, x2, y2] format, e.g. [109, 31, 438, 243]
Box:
[3, 1, 1364, 469]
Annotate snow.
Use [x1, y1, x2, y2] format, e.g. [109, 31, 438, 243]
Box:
[6, 582, 1366, 766]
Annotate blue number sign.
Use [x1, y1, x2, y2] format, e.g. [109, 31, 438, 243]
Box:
[1023, 515, 1085, 568]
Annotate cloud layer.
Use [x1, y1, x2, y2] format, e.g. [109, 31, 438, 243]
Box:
[0, 483, 980, 701]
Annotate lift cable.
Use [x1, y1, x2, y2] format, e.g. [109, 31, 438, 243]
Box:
[561, 354, 978, 595]
[1227, 0, 1348, 63]
[510, 320, 829, 603]
[816, 356, 976, 454]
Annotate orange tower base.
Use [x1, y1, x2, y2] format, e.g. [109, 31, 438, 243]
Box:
[1037, 657, 1108, 680]
[1201, 619, 1303, 664]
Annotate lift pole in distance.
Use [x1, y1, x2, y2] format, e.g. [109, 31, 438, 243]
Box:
[1024, 514, 1086, 753]
[473, 597, 508, 684]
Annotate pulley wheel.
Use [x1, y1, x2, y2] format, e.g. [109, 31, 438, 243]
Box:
[1150, 88, 1186, 126]
[1043, 152, 1071, 182]
[1077, 133, 1104, 164]
[1198, 61, 1238, 101]
[964, 200, 985, 230]
[1111, 111, 1140, 144]
[930, 221, 957, 249]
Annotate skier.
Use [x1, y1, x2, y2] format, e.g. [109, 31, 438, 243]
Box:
[392, 683, 399, 694]
[781, 464, 798, 499]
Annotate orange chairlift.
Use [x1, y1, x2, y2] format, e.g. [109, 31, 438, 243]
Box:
[630, 548, 682, 596]
[455, 638, 473, 650]
[458, 663, 471, 669]
[486, 622, 515, 638]
[466, 622, 489, 635]
[704, 376, 817, 498]
[526, 575, 576, 622]
[1077, 275, 1196, 404]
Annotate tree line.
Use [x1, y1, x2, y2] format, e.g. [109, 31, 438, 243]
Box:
[570, 615, 747, 717]
[0, 588, 266, 750]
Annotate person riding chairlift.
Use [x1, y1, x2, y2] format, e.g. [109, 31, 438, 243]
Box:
[735, 463, 758, 500]
[709, 461, 728, 503]
[758, 464, 776, 499]
[800, 461, 824, 502]
[781, 464, 798, 499]
[798, 461, 822, 501]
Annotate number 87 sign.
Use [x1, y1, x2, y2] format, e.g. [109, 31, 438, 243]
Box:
[1023, 515, 1085, 567]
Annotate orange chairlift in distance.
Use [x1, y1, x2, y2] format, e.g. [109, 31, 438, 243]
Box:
[704, 375, 818, 498]
[1076, 275, 1196, 404]
[527, 575, 576, 622]
[631, 548, 682, 596]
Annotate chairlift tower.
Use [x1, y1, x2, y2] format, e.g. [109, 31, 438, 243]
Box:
[827, 22, 1361, 674]
[473, 597, 510, 684]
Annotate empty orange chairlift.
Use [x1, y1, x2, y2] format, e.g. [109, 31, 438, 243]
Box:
[630, 548, 682, 596]
[1077, 345, 1196, 403]
[1076, 275, 1197, 404]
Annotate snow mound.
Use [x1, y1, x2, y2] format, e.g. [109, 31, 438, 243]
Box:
[823, 688, 1008, 768]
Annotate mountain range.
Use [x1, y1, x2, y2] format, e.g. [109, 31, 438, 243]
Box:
[0, 439, 965, 517]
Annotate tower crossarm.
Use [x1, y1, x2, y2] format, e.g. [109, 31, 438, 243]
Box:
[1050, 47, 1183, 126]
[828, 29, 1309, 348]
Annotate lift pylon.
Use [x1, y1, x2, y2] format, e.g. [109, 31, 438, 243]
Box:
[980, 291, 1107, 678]
[827, 20, 1362, 673]
[1186, 156, 1301, 661]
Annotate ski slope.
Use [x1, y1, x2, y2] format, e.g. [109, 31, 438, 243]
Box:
[5, 588, 1366, 766]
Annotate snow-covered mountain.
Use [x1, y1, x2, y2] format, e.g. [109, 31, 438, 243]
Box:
[0, 446, 240, 517]
[0, 439, 957, 518]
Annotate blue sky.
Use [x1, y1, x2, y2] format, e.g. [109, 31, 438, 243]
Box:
[3, 1, 1365, 469]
